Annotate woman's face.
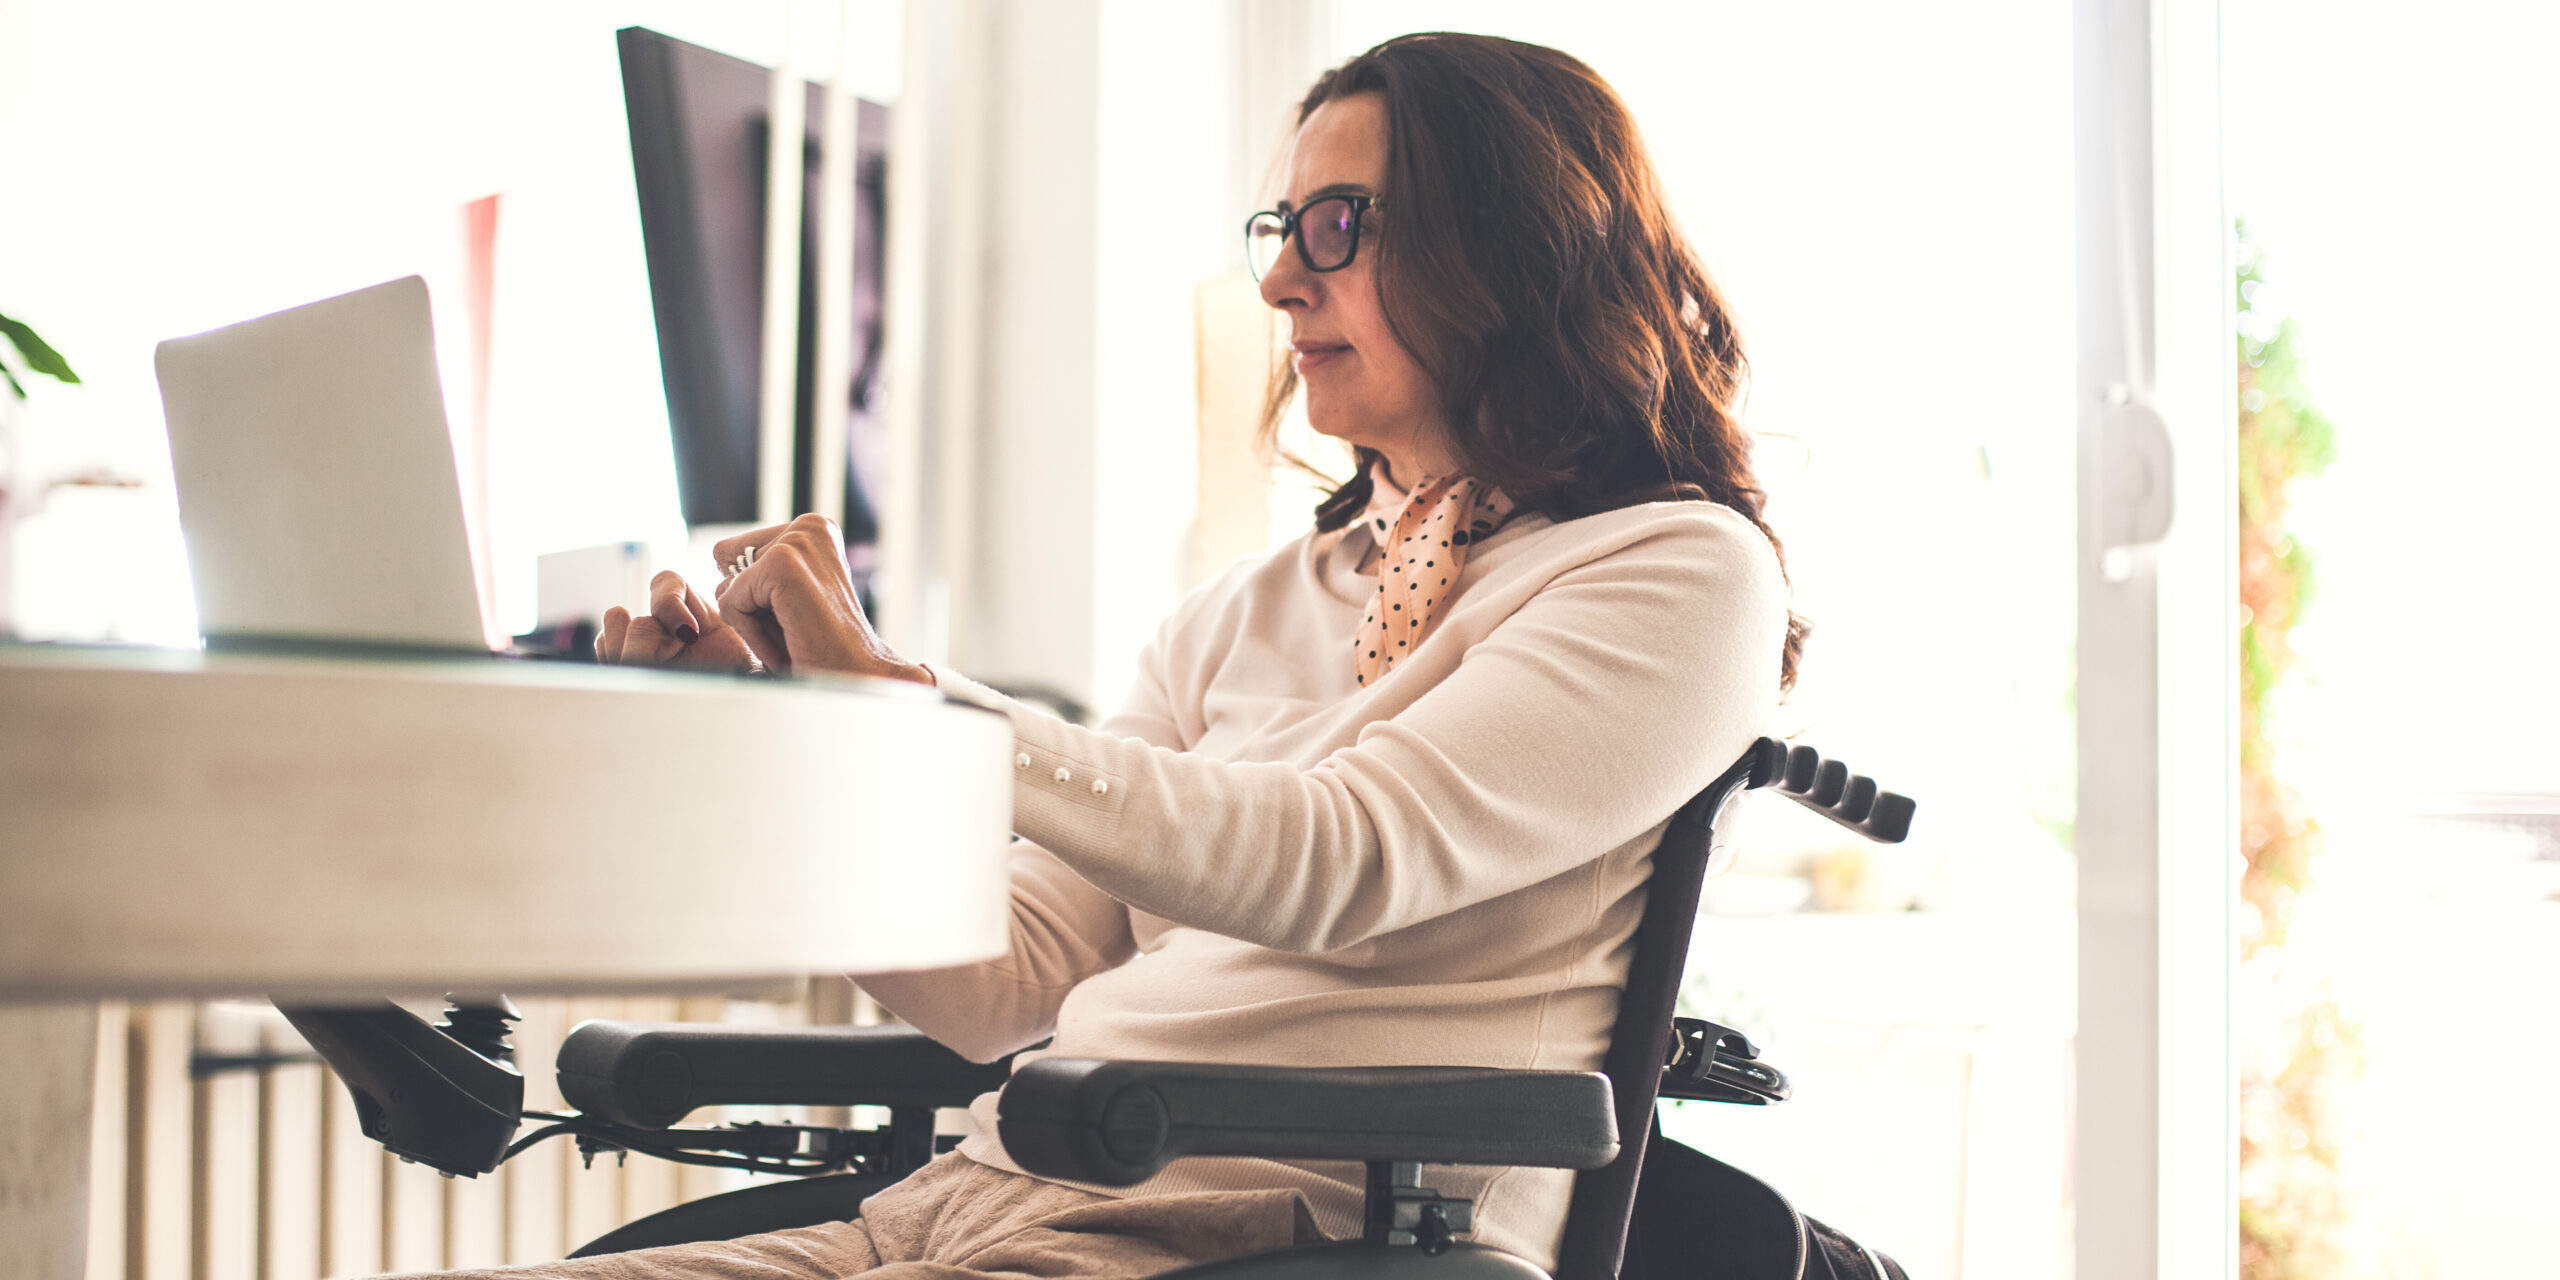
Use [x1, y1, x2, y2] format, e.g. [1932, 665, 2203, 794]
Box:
[1260, 92, 1454, 483]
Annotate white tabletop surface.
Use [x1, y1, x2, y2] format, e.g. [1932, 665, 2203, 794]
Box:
[0, 644, 1015, 1001]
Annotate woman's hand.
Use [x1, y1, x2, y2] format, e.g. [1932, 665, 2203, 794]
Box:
[597, 573, 760, 671]
[711, 515, 932, 684]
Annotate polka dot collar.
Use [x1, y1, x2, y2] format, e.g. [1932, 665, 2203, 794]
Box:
[1353, 475, 1516, 687]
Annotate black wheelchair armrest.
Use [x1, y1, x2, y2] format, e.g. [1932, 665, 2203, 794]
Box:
[996, 1059, 1619, 1187]
[557, 1021, 1016, 1128]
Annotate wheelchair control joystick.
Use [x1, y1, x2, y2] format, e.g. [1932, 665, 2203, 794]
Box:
[436, 994, 524, 1065]
[275, 996, 527, 1178]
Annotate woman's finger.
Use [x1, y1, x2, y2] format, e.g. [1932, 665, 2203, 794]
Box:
[680, 580, 722, 636]
[676, 578, 762, 670]
[598, 606, 631, 663]
[650, 617, 693, 664]
[617, 616, 675, 664]
[709, 521, 795, 580]
[712, 554, 790, 672]
[712, 513, 844, 583]
[721, 592, 790, 672]
[647, 570, 700, 645]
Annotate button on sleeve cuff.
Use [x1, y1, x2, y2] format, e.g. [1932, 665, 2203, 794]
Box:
[924, 665, 1130, 852]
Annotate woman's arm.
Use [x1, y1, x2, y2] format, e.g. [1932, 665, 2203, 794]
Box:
[937, 509, 1786, 954]
[611, 508, 1780, 962]
[594, 516, 1181, 1061]
[850, 617, 1192, 1060]
[851, 839, 1135, 1061]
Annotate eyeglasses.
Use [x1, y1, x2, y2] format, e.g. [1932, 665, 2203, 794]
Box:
[1245, 194, 1377, 281]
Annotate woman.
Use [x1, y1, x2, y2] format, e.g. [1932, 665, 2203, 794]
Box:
[558, 30, 1799, 1280]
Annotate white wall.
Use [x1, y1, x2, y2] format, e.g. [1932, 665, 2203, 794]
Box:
[903, 0, 1323, 710]
[1088, 1, 1252, 707]
[956, 0, 1109, 695]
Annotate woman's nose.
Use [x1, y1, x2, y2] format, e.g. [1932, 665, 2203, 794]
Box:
[1257, 243, 1314, 311]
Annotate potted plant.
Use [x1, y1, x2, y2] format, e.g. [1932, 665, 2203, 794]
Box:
[1, 312, 82, 637]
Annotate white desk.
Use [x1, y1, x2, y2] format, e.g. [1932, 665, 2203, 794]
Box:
[0, 644, 1016, 1278]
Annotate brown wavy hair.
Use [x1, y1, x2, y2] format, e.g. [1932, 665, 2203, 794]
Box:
[1269, 32, 1807, 689]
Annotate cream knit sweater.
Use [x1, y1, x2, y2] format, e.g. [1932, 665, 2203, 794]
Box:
[860, 497, 1786, 1269]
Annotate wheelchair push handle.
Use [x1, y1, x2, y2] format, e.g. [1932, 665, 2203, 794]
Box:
[1753, 740, 1915, 844]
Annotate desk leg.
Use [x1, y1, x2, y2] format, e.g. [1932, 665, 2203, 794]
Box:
[0, 1004, 97, 1280]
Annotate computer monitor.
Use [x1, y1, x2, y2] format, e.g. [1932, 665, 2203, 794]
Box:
[616, 26, 887, 545]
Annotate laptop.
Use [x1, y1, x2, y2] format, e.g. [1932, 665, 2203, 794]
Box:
[156, 276, 490, 652]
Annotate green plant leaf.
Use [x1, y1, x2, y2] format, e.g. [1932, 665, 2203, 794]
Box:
[1, 359, 25, 401]
[0, 313, 81, 385]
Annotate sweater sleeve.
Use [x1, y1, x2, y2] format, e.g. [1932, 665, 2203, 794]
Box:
[931, 509, 1786, 955]
[851, 648, 1187, 1060]
[852, 838, 1135, 1061]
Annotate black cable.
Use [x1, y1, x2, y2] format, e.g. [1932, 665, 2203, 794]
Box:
[600, 1144, 832, 1177]
[598, 1127, 840, 1176]
[502, 1121, 586, 1163]
[501, 1113, 853, 1177]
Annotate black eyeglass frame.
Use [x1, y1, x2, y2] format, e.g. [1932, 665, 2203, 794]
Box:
[1244, 194, 1379, 281]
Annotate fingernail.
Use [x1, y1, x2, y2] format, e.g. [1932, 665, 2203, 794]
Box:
[675, 624, 699, 644]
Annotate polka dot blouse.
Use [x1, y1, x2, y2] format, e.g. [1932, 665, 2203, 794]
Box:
[1355, 475, 1516, 687]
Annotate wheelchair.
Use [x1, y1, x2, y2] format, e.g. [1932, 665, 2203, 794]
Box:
[281, 738, 1914, 1279]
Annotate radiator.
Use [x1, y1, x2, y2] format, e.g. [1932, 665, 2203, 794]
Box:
[85, 984, 865, 1279]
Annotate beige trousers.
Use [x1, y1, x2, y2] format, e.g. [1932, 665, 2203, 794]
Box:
[394, 1153, 1323, 1280]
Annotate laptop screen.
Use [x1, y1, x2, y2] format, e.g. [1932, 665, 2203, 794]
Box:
[156, 276, 489, 652]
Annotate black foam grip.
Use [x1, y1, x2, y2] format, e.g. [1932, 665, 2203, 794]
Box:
[1839, 775, 1879, 824]
[1809, 760, 1849, 806]
[556, 1022, 1015, 1129]
[996, 1059, 1618, 1186]
[1783, 744, 1823, 794]
[1743, 737, 1790, 788]
[1756, 744, 1917, 845]
[1866, 792, 1917, 843]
